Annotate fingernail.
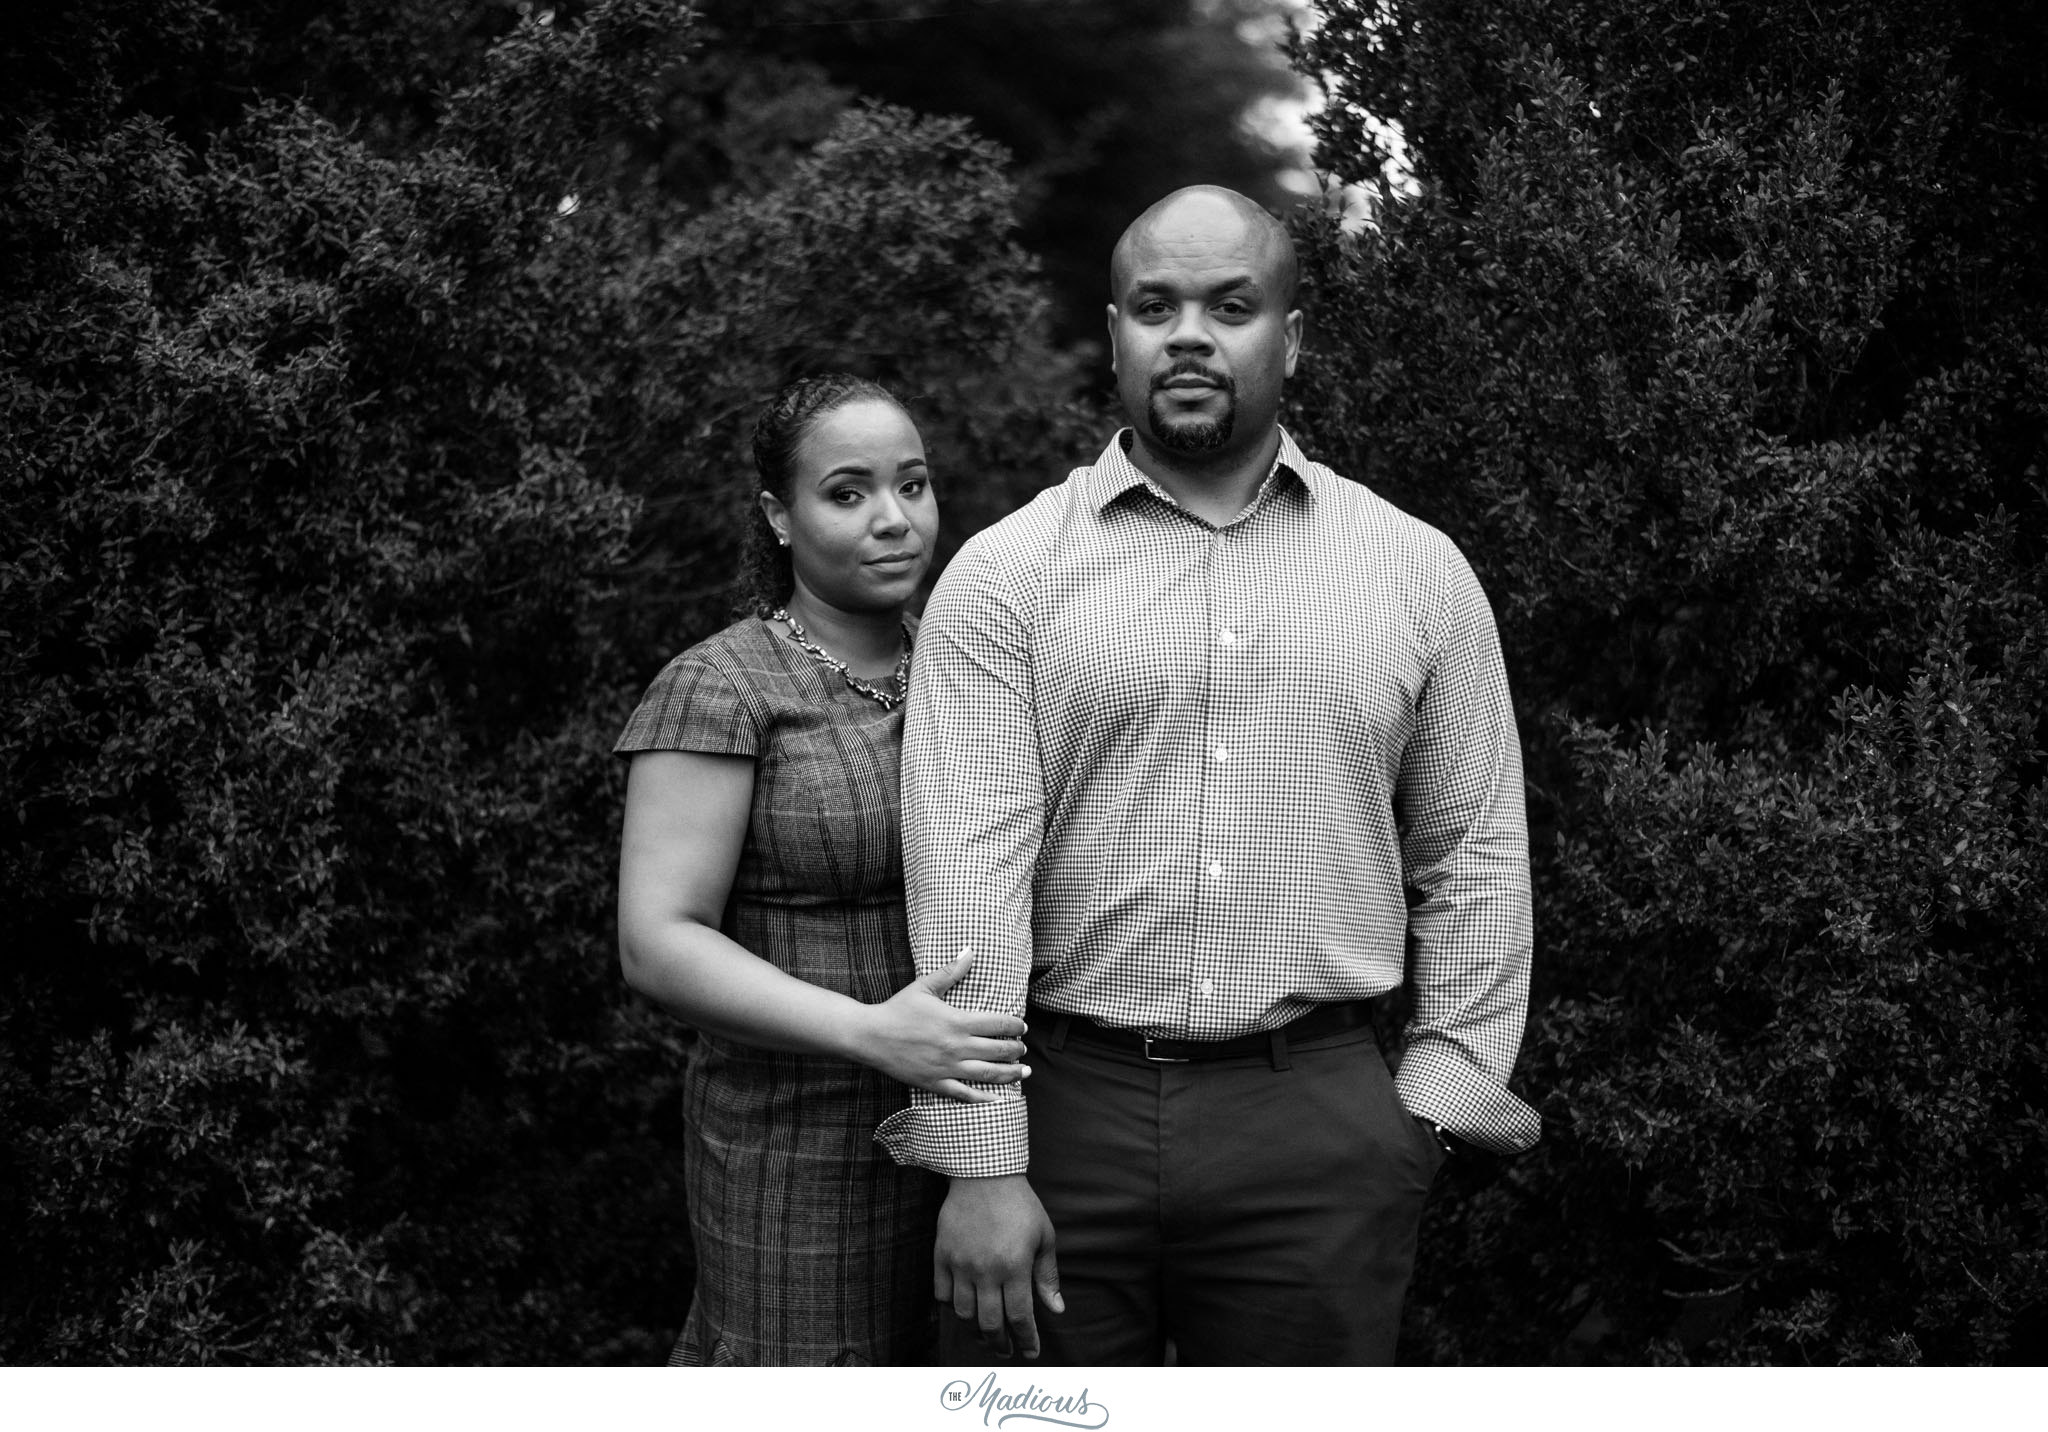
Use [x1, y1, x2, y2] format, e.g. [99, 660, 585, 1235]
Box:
[1020, 1065, 1032, 1077]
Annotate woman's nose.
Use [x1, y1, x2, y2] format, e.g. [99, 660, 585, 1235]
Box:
[871, 492, 910, 534]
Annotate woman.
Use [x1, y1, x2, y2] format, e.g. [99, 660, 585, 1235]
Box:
[614, 374, 1027, 1366]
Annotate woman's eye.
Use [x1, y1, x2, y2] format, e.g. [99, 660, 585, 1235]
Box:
[901, 478, 927, 497]
[831, 488, 862, 505]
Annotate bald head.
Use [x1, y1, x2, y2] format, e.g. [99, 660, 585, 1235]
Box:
[1103, 185, 1303, 478]
[1110, 186, 1299, 308]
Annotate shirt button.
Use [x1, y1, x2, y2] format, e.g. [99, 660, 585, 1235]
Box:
[1207, 861, 1224, 879]
[1212, 745, 1229, 763]
[1199, 979, 1216, 997]
[1217, 629, 1235, 646]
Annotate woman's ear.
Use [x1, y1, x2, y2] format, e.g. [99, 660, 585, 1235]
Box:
[758, 490, 791, 548]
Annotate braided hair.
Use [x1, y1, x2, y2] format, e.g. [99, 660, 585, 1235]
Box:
[736, 373, 904, 618]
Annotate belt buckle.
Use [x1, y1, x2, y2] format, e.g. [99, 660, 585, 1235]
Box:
[1141, 1035, 1189, 1063]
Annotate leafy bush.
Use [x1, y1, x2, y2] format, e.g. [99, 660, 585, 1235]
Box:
[1, 0, 1087, 1363]
[1293, 0, 2048, 1364]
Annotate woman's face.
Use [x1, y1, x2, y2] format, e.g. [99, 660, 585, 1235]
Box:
[762, 398, 939, 617]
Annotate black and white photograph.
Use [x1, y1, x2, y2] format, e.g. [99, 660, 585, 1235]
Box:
[3, 0, 2043, 1409]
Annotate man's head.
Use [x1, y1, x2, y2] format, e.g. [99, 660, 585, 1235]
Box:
[1106, 186, 1301, 464]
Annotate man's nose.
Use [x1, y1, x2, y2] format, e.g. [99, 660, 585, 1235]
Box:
[1165, 303, 1214, 352]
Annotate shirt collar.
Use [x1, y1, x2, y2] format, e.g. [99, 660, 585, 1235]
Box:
[1086, 426, 1325, 516]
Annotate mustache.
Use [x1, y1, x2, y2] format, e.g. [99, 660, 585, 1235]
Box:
[1151, 360, 1236, 394]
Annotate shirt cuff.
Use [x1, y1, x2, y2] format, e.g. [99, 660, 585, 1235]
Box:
[875, 1086, 1030, 1177]
[1394, 1038, 1542, 1155]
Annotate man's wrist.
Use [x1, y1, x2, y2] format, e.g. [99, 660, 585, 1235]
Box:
[1415, 1114, 1459, 1157]
[946, 1171, 1034, 1203]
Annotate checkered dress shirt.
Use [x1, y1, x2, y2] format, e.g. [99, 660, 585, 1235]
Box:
[875, 428, 1539, 1176]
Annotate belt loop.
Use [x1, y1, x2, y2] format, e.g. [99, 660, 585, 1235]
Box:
[1048, 1013, 1072, 1054]
[1268, 1027, 1291, 1072]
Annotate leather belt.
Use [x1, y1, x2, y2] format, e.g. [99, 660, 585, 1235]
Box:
[1031, 999, 1376, 1066]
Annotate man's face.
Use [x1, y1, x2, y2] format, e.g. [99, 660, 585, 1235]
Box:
[1106, 198, 1301, 462]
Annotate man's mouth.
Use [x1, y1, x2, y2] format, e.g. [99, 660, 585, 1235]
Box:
[1154, 365, 1232, 394]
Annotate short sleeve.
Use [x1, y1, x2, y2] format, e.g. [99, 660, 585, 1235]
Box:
[613, 649, 764, 759]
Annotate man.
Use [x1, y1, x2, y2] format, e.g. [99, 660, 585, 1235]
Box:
[876, 186, 1539, 1365]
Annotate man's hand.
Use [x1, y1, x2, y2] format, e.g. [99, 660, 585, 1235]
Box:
[934, 1173, 1063, 1359]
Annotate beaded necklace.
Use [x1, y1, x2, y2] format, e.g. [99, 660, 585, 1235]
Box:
[772, 608, 913, 710]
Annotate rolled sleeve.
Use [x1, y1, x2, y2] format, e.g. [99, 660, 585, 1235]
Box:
[874, 537, 1045, 1177]
[1392, 548, 1541, 1155]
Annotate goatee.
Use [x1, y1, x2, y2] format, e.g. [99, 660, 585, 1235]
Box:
[1149, 395, 1235, 454]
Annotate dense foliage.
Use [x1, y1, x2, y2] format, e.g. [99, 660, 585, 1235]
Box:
[668, 0, 1308, 348]
[1292, 0, 2048, 1364]
[1, 0, 1091, 1363]
[9, 0, 2041, 1368]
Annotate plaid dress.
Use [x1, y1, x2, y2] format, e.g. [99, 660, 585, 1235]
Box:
[616, 615, 941, 1366]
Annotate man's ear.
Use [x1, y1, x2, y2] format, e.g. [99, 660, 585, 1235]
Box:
[1105, 303, 1120, 375]
[1283, 308, 1303, 379]
[758, 490, 790, 546]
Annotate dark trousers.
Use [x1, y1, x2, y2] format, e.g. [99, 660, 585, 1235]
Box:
[943, 1014, 1445, 1366]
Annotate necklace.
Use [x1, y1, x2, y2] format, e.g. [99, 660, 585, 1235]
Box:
[772, 608, 913, 710]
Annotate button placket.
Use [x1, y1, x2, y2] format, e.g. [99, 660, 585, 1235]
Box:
[1191, 525, 1232, 1036]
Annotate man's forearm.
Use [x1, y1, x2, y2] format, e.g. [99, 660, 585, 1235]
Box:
[889, 545, 1047, 1172]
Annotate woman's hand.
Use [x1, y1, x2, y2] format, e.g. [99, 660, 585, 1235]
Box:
[854, 949, 1030, 1102]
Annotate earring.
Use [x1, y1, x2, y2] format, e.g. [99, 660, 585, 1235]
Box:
[776, 535, 789, 548]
